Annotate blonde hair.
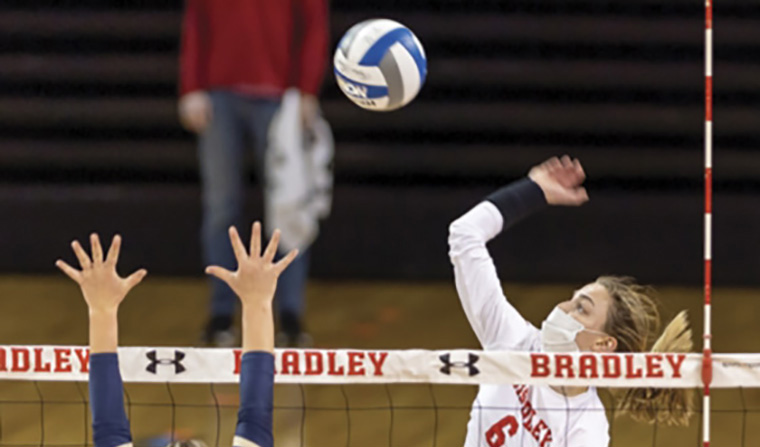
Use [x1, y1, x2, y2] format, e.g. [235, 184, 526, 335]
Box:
[596, 275, 694, 426]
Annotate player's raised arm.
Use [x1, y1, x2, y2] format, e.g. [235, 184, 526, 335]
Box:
[56, 234, 147, 447]
[206, 222, 298, 447]
[448, 156, 589, 351]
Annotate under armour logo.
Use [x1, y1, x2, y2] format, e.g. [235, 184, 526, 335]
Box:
[439, 353, 480, 376]
[146, 350, 186, 374]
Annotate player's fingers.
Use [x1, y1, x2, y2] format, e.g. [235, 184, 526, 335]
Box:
[71, 240, 92, 270]
[90, 233, 104, 264]
[106, 235, 122, 266]
[274, 249, 299, 274]
[250, 221, 262, 257]
[560, 155, 573, 169]
[125, 269, 148, 290]
[205, 266, 234, 283]
[55, 260, 82, 283]
[555, 173, 575, 189]
[573, 158, 586, 181]
[263, 229, 281, 263]
[228, 226, 248, 261]
[572, 187, 590, 205]
[544, 157, 561, 172]
[554, 171, 576, 189]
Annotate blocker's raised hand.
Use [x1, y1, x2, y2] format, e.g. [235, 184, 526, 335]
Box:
[205, 222, 299, 306]
[56, 234, 147, 313]
[528, 155, 590, 206]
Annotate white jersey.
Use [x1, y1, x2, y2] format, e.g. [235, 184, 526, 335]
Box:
[448, 202, 610, 447]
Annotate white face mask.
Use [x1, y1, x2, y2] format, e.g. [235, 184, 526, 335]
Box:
[540, 307, 608, 352]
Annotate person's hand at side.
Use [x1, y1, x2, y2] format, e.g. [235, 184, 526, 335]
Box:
[179, 90, 213, 133]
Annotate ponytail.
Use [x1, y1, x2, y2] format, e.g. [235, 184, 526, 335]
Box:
[596, 276, 695, 426]
[616, 311, 694, 426]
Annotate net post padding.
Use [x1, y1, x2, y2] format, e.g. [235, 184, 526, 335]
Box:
[2, 346, 760, 389]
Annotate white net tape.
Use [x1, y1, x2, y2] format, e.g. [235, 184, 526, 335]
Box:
[1, 345, 759, 388]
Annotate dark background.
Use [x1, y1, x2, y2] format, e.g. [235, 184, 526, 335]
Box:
[0, 0, 758, 284]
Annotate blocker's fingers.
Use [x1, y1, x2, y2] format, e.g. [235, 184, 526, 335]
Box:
[250, 221, 262, 257]
[228, 226, 248, 261]
[71, 240, 92, 269]
[263, 230, 281, 263]
[560, 154, 573, 169]
[274, 249, 299, 274]
[125, 269, 148, 290]
[55, 260, 82, 283]
[90, 233, 104, 264]
[205, 266, 234, 284]
[106, 235, 122, 265]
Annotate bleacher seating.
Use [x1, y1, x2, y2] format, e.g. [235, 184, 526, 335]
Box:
[0, 0, 758, 282]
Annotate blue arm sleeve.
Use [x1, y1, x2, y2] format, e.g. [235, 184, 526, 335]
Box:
[234, 351, 275, 447]
[89, 353, 132, 447]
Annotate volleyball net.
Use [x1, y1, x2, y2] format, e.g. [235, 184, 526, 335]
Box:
[3, 346, 760, 446]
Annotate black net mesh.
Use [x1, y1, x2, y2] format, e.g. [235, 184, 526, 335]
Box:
[3, 381, 760, 446]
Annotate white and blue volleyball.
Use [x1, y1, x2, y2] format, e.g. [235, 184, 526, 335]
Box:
[334, 19, 427, 112]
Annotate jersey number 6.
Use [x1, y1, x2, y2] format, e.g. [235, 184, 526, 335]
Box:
[486, 415, 519, 447]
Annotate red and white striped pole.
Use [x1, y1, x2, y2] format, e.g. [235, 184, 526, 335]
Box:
[703, 0, 714, 445]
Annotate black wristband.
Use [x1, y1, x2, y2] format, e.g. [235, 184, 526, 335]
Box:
[486, 177, 547, 229]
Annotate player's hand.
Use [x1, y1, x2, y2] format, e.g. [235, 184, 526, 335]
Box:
[205, 222, 299, 307]
[528, 155, 589, 206]
[300, 93, 320, 132]
[178, 91, 213, 133]
[56, 234, 147, 314]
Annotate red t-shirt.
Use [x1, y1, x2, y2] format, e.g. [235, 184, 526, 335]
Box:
[179, 0, 329, 97]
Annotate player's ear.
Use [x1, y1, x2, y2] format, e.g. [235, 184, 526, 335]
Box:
[592, 336, 617, 353]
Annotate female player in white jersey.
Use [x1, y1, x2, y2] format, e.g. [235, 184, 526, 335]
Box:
[449, 156, 693, 447]
[56, 222, 297, 447]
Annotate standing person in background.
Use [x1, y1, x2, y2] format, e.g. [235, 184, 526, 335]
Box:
[178, 0, 330, 347]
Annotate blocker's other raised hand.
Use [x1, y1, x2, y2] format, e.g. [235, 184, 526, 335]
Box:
[528, 155, 590, 206]
[56, 234, 147, 313]
[205, 222, 298, 307]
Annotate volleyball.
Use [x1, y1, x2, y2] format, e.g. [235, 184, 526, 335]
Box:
[333, 19, 427, 112]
